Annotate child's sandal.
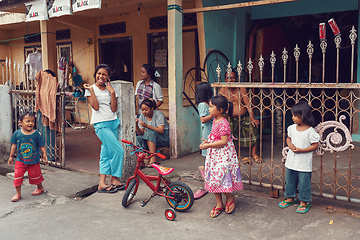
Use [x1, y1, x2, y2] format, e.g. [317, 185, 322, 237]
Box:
[11, 194, 22, 202]
[210, 207, 224, 218]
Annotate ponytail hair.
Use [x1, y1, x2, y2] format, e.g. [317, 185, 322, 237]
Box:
[140, 98, 156, 110]
[142, 64, 156, 82]
[210, 95, 233, 117]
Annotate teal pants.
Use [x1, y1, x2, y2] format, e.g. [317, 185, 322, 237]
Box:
[94, 118, 124, 177]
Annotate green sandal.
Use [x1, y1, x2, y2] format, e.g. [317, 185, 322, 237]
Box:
[296, 203, 311, 213]
[278, 199, 298, 208]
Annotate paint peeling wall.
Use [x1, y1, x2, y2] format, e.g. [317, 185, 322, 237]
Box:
[112, 80, 137, 180]
[0, 85, 12, 162]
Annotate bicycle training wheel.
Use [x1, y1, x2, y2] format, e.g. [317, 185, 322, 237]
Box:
[122, 179, 137, 207]
[165, 182, 194, 212]
[164, 208, 177, 221]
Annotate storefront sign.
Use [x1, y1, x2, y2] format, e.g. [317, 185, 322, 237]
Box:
[25, 0, 48, 22]
[72, 0, 101, 13]
[48, 0, 72, 18]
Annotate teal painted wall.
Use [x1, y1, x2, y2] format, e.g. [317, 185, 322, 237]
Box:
[203, 0, 248, 82]
[251, 0, 358, 20]
[201, 0, 360, 139]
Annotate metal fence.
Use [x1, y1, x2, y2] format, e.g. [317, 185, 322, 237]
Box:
[211, 26, 360, 203]
[1, 57, 65, 167]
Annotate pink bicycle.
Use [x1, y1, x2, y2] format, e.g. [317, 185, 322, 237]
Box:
[121, 139, 194, 221]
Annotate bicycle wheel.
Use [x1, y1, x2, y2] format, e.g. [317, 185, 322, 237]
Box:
[165, 182, 194, 212]
[122, 179, 137, 207]
[164, 208, 177, 221]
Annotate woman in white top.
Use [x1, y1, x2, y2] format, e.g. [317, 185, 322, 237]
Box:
[84, 64, 125, 193]
[135, 64, 163, 114]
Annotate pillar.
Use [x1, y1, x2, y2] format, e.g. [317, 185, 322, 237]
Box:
[40, 20, 57, 72]
[167, 0, 183, 158]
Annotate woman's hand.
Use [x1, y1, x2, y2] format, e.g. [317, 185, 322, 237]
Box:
[251, 118, 260, 127]
[138, 120, 147, 128]
[105, 80, 115, 94]
[83, 83, 92, 90]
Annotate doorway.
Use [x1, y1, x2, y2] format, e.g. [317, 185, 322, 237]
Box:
[98, 37, 133, 82]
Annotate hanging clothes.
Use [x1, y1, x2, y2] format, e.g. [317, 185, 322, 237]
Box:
[35, 70, 60, 131]
[25, 51, 42, 80]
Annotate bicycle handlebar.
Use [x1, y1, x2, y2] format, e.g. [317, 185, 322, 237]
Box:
[121, 139, 166, 160]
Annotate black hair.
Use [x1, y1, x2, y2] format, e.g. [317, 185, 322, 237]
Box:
[210, 95, 233, 117]
[142, 64, 156, 82]
[93, 64, 112, 78]
[140, 98, 156, 110]
[44, 69, 56, 77]
[19, 110, 35, 121]
[195, 82, 213, 104]
[291, 101, 316, 127]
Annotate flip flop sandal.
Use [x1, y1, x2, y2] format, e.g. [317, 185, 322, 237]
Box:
[31, 189, 45, 196]
[97, 185, 118, 193]
[111, 182, 126, 191]
[296, 203, 311, 213]
[210, 207, 224, 218]
[241, 157, 252, 165]
[194, 189, 208, 199]
[225, 199, 235, 214]
[11, 194, 22, 202]
[253, 156, 264, 163]
[278, 199, 298, 208]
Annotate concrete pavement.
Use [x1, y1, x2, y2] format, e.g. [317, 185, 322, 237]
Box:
[1, 152, 360, 239]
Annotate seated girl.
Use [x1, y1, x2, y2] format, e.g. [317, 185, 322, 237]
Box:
[136, 99, 169, 166]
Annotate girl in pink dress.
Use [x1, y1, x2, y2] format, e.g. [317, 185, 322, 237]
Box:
[200, 95, 243, 218]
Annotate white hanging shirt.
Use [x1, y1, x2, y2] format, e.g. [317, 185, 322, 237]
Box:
[26, 52, 42, 80]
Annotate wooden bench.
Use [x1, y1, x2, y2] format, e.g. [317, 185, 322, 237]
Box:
[282, 115, 354, 162]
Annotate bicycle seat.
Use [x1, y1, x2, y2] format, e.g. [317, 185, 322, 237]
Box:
[151, 164, 174, 176]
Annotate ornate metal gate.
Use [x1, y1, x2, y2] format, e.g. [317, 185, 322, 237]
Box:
[2, 58, 65, 167]
[210, 26, 360, 203]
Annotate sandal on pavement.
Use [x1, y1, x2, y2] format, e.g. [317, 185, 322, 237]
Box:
[97, 185, 118, 193]
[11, 194, 22, 202]
[241, 157, 252, 165]
[111, 182, 126, 191]
[210, 207, 225, 218]
[278, 199, 298, 208]
[225, 199, 235, 214]
[31, 189, 45, 196]
[194, 189, 208, 199]
[296, 203, 311, 214]
[253, 155, 264, 163]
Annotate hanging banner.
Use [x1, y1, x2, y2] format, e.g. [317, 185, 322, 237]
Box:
[25, 0, 49, 22]
[72, 0, 101, 13]
[48, 0, 72, 18]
